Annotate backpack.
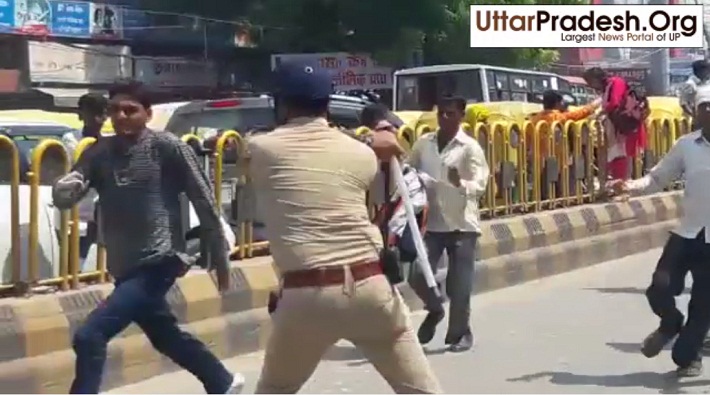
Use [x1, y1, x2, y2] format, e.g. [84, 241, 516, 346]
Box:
[608, 87, 650, 135]
[373, 164, 428, 263]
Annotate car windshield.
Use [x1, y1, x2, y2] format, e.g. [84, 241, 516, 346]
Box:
[0, 125, 77, 185]
[168, 107, 277, 137]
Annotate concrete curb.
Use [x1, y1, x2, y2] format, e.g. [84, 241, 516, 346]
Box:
[0, 191, 682, 393]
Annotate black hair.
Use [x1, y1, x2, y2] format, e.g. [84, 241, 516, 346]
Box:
[77, 93, 107, 114]
[692, 60, 709, 77]
[360, 103, 390, 128]
[542, 90, 563, 110]
[582, 67, 606, 82]
[108, 79, 152, 109]
[437, 96, 467, 113]
[281, 96, 329, 117]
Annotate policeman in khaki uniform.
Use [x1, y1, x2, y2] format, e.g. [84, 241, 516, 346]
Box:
[248, 61, 442, 393]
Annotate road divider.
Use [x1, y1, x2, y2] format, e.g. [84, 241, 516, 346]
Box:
[0, 191, 682, 393]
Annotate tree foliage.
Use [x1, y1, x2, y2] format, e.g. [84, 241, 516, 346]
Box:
[423, 0, 585, 68]
[145, 0, 586, 68]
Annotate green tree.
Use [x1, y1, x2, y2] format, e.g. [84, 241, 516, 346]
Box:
[247, 0, 446, 65]
[423, 0, 586, 69]
[141, 0, 586, 69]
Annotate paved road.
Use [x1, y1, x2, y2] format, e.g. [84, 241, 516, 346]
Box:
[109, 249, 710, 394]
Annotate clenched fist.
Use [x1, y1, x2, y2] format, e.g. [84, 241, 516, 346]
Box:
[367, 131, 404, 161]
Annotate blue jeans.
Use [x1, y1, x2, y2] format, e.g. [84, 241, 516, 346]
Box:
[70, 259, 233, 394]
[409, 231, 478, 339]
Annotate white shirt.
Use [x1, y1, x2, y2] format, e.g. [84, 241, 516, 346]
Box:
[627, 130, 710, 242]
[61, 131, 98, 222]
[407, 129, 489, 233]
[679, 76, 710, 115]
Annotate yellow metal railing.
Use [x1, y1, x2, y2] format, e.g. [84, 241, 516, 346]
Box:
[28, 140, 71, 289]
[0, 136, 20, 286]
[0, 115, 689, 294]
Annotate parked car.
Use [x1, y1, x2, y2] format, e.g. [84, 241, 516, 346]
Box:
[0, 118, 236, 285]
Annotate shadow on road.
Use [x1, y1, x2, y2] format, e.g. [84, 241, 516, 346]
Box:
[584, 286, 691, 295]
[507, 371, 710, 393]
[323, 343, 452, 367]
[607, 341, 672, 354]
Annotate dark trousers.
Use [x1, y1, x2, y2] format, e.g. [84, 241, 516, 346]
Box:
[410, 231, 478, 339]
[70, 259, 233, 394]
[646, 231, 710, 368]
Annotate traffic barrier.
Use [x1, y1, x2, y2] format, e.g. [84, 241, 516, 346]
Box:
[70, 138, 107, 287]
[28, 140, 71, 290]
[0, 114, 690, 294]
[213, 130, 268, 259]
[0, 136, 20, 287]
[0, 191, 682, 393]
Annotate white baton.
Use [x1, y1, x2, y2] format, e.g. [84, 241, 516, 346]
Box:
[390, 158, 441, 299]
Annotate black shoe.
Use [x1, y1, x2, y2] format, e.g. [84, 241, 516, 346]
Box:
[641, 329, 675, 358]
[446, 332, 474, 353]
[677, 360, 703, 378]
[702, 337, 710, 354]
[417, 310, 444, 345]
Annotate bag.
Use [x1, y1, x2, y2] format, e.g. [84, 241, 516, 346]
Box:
[374, 170, 428, 264]
[608, 88, 650, 135]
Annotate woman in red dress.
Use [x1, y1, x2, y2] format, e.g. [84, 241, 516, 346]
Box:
[583, 67, 647, 181]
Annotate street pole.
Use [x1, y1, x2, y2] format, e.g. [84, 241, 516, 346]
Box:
[648, 0, 670, 95]
[693, 0, 710, 59]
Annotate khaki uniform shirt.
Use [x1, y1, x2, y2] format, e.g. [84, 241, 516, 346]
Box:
[248, 117, 382, 272]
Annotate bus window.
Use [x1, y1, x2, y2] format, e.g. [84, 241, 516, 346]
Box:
[494, 72, 510, 91]
[510, 74, 530, 102]
[394, 70, 484, 111]
[531, 76, 549, 93]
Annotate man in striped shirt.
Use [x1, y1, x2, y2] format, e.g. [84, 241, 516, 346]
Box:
[52, 80, 244, 394]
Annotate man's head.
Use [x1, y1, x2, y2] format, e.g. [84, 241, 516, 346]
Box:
[436, 96, 466, 135]
[542, 90, 564, 111]
[107, 80, 152, 138]
[582, 67, 607, 91]
[692, 60, 710, 81]
[273, 61, 332, 123]
[77, 93, 107, 138]
[360, 103, 398, 134]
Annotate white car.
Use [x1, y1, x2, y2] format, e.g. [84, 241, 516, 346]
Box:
[0, 119, 236, 284]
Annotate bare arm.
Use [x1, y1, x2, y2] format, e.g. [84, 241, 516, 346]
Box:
[626, 138, 685, 194]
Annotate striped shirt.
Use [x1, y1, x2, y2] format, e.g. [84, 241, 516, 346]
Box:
[53, 130, 228, 279]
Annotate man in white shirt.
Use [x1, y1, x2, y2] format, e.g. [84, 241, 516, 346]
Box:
[610, 91, 710, 377]
[62, 93, 108, 155]
[61, 93, 108, 262]
[679, 60, 710, 120]
[407, 96, 489, 352]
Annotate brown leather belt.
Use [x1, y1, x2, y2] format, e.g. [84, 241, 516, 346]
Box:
[282, 260, 382, 289]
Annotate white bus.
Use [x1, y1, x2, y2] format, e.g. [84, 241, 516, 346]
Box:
[392, 64, 569, 111]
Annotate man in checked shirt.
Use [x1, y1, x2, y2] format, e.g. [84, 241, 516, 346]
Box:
[52, 80, 244, 394]
[610, 87, 710, 377]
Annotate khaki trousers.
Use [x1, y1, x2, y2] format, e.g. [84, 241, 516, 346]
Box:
[255, 273, 442, 394]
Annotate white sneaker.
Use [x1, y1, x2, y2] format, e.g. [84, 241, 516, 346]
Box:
[225, 373, 245, 394]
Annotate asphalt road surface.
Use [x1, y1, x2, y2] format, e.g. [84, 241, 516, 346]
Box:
[109, 248, 710, 394]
